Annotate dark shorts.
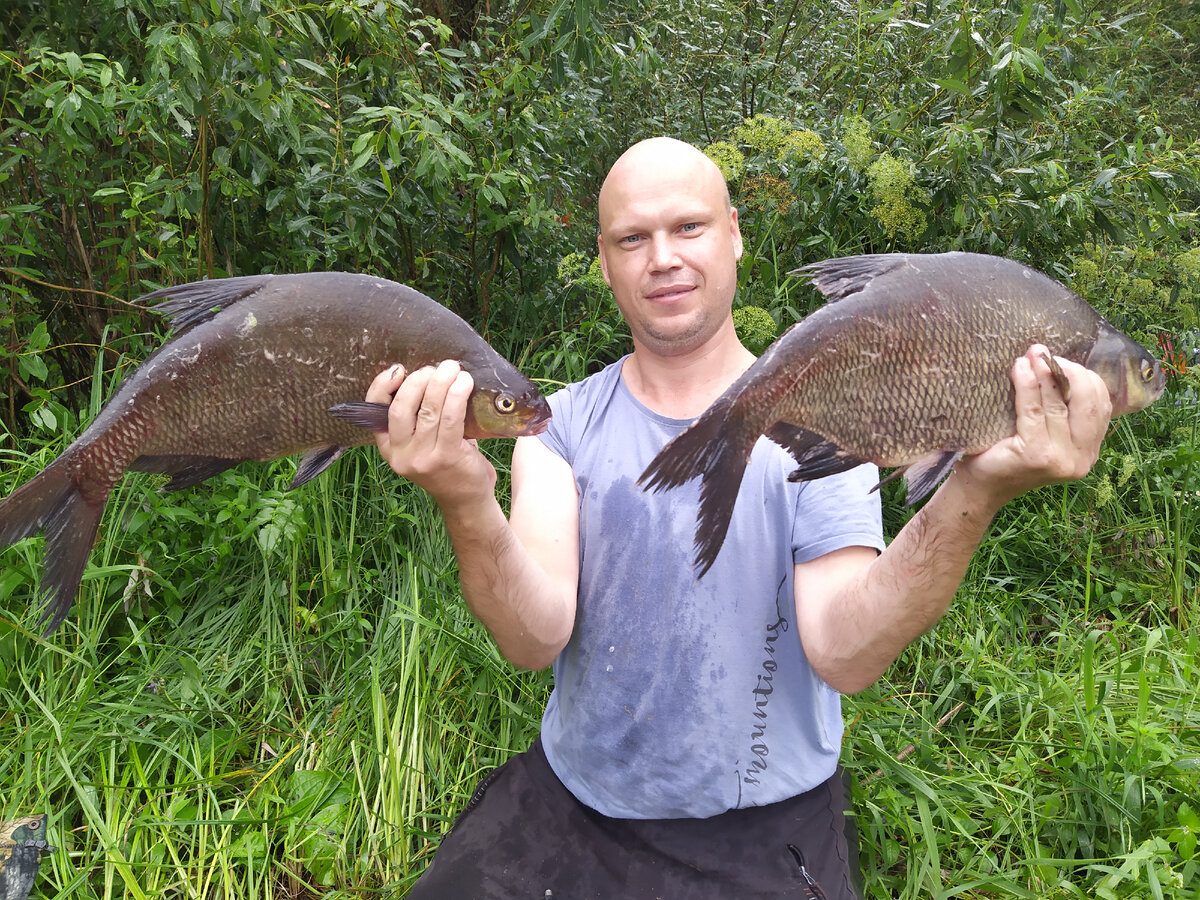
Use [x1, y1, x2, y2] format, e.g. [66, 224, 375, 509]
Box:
[406, 738, 860, 899]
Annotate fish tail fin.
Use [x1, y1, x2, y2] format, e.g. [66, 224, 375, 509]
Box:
[638, 397, 753, 577]
[0, 458, 106, 635]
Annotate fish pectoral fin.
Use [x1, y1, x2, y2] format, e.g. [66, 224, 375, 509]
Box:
[130, 455, 246, 491]
[1040, 352, 1072, 402]
[764, 422, 824, 460]
[891, 450, 963, 506]
[328, 401, 390, 432]
[290, 445, 346, 490]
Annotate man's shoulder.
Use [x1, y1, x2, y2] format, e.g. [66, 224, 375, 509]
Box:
[548, 356, 627, 414]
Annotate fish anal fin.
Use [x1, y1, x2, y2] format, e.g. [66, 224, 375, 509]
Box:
[776, 429, 867, 483]
[290, 445, 345, 490]
[130, 455, 245, 491]
[328, 401, 390, 432]
[138, 275, 273, 335]
[764, 422, 824, 461]
[894, 450, 963, 506]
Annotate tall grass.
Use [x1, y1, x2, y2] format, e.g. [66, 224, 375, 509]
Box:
[0, 429, 549, 897]
[1, 355, 1197, 897]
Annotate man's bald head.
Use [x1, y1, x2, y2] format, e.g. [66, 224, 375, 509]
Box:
[594, 137, 743, 359]
[598, 138, 731, 235]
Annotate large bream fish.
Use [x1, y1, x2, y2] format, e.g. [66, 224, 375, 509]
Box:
[640, 252, 1166, 575]
[0, 272, 551, 633]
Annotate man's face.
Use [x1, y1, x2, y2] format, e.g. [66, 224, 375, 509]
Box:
[597, 144, 743, 358]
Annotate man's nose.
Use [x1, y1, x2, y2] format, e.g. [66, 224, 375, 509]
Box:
[647, 235, 682, 271]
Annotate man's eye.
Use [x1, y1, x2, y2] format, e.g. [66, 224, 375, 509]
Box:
[621, 234, 642, 245]
[681, 223, 698, 233]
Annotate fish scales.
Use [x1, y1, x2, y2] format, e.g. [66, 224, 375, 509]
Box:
[0, 271, 551, 634]
[87, 274, 510, 460]
[639, 252, 1165, 575]
[770, 269, 1098, 464]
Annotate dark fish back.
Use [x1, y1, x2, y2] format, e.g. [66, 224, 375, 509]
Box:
[776, 253, 1104, 464]
[642, 251, 1148, 575]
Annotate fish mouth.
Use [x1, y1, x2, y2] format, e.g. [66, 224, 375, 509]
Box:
[521, 401, 553, 436]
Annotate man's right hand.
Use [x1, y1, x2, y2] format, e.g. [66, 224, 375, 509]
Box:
[365, 360, 499, 507]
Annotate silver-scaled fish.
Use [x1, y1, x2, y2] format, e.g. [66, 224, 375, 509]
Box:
[639, 252, 1165, 575]
[0, 273, 551, 633]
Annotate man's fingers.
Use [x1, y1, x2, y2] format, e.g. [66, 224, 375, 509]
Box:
[389, 365, 440, 439]
[398, 360, 466, 444]
[435, 369, 475, 448]
[365, 363, 407, 404]
[1011, 344, 1112, 479]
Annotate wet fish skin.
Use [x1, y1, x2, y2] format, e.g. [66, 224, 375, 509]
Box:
[0, 272, 551, 634]
[639, 252, 1165, 575]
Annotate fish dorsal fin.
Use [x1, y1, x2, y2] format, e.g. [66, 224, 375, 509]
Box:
[790, 254, 909, 302]
[138, 275, 275, 335]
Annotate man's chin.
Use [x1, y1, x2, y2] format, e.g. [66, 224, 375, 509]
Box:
[635, 315, 722, 356]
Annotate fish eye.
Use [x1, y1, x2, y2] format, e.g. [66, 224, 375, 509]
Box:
[494, 393, 516, 414]
[1142, 360, 1155, 381]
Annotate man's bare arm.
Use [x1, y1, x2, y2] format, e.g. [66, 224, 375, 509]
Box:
[794, 346, 1114, 694]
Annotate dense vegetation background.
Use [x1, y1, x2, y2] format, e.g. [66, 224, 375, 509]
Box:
[1, 0, 1198, 896]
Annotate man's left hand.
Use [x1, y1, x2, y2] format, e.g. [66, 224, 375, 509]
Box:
[955, 343, 1113, 507]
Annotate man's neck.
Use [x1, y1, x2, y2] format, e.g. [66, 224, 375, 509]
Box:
[621, 335, 755, 419]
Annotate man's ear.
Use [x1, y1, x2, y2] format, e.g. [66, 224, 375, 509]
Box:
[730, 207, 744, 261]
[597, 233, 613, 285]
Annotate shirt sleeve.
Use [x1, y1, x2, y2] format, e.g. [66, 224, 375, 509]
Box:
[536, 384, 574, 463]
[790, 462, 886, 563]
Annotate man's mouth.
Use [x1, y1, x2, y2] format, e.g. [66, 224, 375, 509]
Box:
[646, 284, 695, 303]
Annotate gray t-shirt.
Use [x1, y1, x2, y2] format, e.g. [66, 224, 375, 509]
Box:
[537, 357, 885, 819]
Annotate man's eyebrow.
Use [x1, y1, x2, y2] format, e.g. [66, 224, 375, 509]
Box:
[605, 207, 717, 234]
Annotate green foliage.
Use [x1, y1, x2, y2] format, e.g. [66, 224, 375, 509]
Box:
[866, 152, 928, 242]
[2, 0, 1199, 896]
[0, 440, 550, 896]
[529, 253, 629, 386]
[1070, 244, 1200, 333]
[703, 140, 746, 182]
[732, 305, 778, 356]
[842, 115, 875, 173]
[734, 115, 826, 164]
[847, 622, 1200, 898]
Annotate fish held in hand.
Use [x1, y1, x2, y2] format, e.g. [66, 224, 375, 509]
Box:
[0, 272, 551, 634]
[639, 252, 1165, 575]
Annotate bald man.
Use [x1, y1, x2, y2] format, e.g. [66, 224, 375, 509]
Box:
[366, 138, 1113, 897]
